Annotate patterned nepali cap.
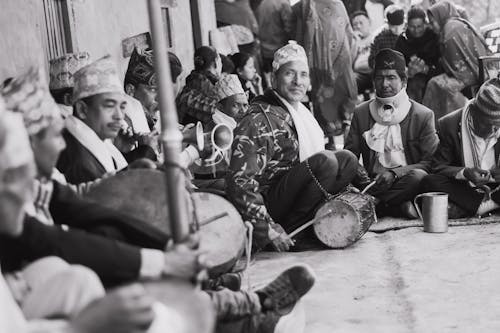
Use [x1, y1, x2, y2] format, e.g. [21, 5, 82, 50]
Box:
[125, 47, 156, 87]
[374, 48, 406, 73]
[49, 52, 91, 90]
[2, 67, 62, 136]
[73, 55, 125, 102]
[272, 41, 309, 72]
[214, 74, 245, 102]
[474, 78, 500, 123]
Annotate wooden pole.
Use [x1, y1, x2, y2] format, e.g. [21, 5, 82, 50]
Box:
[147, 0, 190, 243]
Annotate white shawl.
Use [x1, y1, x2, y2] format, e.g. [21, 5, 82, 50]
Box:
[65, 115, 128, 173]
[275, 93, 325, 161]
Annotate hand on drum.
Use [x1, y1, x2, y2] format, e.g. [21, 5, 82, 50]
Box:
[270, 232, 295, 252]
[163, 243, 208, 281]
[374, 170, 396, 191]
[69, 283, 155, 333]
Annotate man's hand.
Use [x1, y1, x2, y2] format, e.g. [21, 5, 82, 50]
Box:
[69, 284, 155, 333]
[128, 158, 158, 170]
[374, 171, 396, 191]
[163, 243, 207, 280]
[270, 232, 294, 252]
[464, 167, 491, 186]
[490, 168, 500, 182]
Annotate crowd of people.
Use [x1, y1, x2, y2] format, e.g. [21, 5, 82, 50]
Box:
[1, 0, 500, 332]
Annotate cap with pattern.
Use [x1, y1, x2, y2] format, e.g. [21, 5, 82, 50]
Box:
[272, 41, 308, 72]
[73, 55, 125, 102]
[214, 74, 245, 102]
[125, 47, 156, 87]
[374, 48, 406, 73]
[474, 78, 500, 124]
[2, 67, 61, 136]
[49, 52, 91, 90]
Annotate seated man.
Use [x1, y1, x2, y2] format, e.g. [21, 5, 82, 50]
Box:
[351, 11, 374, 96]
[57, 55, 156, 184]
[49, 52, 91, 118]
[191, 73, 249, 191]
[421, 78, 500, 218]
[345, 49, 438, 218]
[1, 66, 316, 333]
[227, 42, 358, 252]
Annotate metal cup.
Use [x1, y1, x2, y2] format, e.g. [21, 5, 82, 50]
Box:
[413, 192, 448, 233]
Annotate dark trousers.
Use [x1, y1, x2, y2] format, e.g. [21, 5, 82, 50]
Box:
[374, 169, 428, 217]
[264, 150, 358, 232]
[420, 174, 500, 215]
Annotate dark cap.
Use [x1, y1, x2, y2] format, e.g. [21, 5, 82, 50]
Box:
[386, 7, 405, 26]
[374, 48, 406, 73]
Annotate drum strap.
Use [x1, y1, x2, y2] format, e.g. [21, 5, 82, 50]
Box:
[305, 159, 335, 201]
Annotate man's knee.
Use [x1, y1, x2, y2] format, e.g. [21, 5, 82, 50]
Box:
[404, 169, 428, 184]
[420, 174, 447, 192]
[308, 150, 339, 174]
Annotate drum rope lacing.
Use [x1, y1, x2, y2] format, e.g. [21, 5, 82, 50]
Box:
[305, 158, 336, 201]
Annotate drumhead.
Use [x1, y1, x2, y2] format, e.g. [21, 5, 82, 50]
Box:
[313, 199, 362, 248]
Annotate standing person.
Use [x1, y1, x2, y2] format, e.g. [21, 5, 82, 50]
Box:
[176, 46, 222, 126]
[421, 79, 500, 218]
[422, 1, 491, 120]
[368, 4, 406, 69]
[227, 42, 358, 252]
[395, 6, 441, 103]
[230, 52, 263, 102]
[351, 11, 375, 96]
[293, 0, 358, 145]
[345, 49, 439, 218]
[253, 0, 294, 88]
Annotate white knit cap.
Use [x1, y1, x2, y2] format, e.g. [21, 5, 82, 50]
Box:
[272, 41, 308, 72]
[214, 74, 245, 102]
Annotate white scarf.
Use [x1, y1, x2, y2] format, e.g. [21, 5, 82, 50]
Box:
[275, 92, 325, 161]
[461, 101, 500, 178]
[363, 89, 411, 170]
[65, 115, 128, 173]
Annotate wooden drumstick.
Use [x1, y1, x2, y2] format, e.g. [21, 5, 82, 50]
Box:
[361, 181, 377, 195]
[288, 209, 335, 238]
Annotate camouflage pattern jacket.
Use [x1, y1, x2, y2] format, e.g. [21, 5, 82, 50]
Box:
[226, 89, 301, 248]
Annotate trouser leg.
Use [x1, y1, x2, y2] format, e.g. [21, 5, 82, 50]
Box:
[420, 174, 483, 215]
[266, 150, 358, 232]
[377, 169, 428, 206]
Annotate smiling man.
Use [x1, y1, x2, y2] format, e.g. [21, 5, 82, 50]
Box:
[345, 48, 438, 218]
[57, 56, 154, 184]
[227, 42, 358, 252]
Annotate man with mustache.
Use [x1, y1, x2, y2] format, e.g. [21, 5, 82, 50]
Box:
[345, 48, 439, 218]
[227, 42, 358, 252]
[57, 56, 156, 184]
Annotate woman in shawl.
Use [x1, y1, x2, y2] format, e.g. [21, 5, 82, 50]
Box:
[293, 0, 358, 145]
[422, 1, 491, 121]
[395, 6, 442, 103]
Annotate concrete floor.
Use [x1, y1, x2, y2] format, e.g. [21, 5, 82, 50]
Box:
[246, 224, 500, 333]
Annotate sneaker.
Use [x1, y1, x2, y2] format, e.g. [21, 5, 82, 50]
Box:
[255, 265, 315, 315]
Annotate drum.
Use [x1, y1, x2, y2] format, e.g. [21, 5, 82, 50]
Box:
[312, 192, 376, 248]
[84, 169, 246, 276]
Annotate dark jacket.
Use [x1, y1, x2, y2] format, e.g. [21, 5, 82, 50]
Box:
[226, 89, 299, 248]
[345, 99, 439, 178]
[57, 130, 156, 184]
[432, 109, 500, 178]
[0, 182, 167, 287]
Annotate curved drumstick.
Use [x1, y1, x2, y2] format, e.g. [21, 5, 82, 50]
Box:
[361, 181, 377, 195]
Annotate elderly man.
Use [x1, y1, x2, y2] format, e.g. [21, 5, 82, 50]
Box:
[421, 78, 500, 218]
[227, 42, 358, 251]
[57, 56, 156, 184]
[345, 49, 438, 218]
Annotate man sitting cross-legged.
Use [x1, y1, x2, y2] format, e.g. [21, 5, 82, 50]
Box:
[227, 41, 358, 252]
[345, 49, 439, 218]
[421, 78, 500, 218]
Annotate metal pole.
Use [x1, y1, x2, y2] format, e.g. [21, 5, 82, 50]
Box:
[147, 0, 190, 243]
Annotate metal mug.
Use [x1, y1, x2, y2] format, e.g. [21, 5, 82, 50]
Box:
[413, 192, 448, 233]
